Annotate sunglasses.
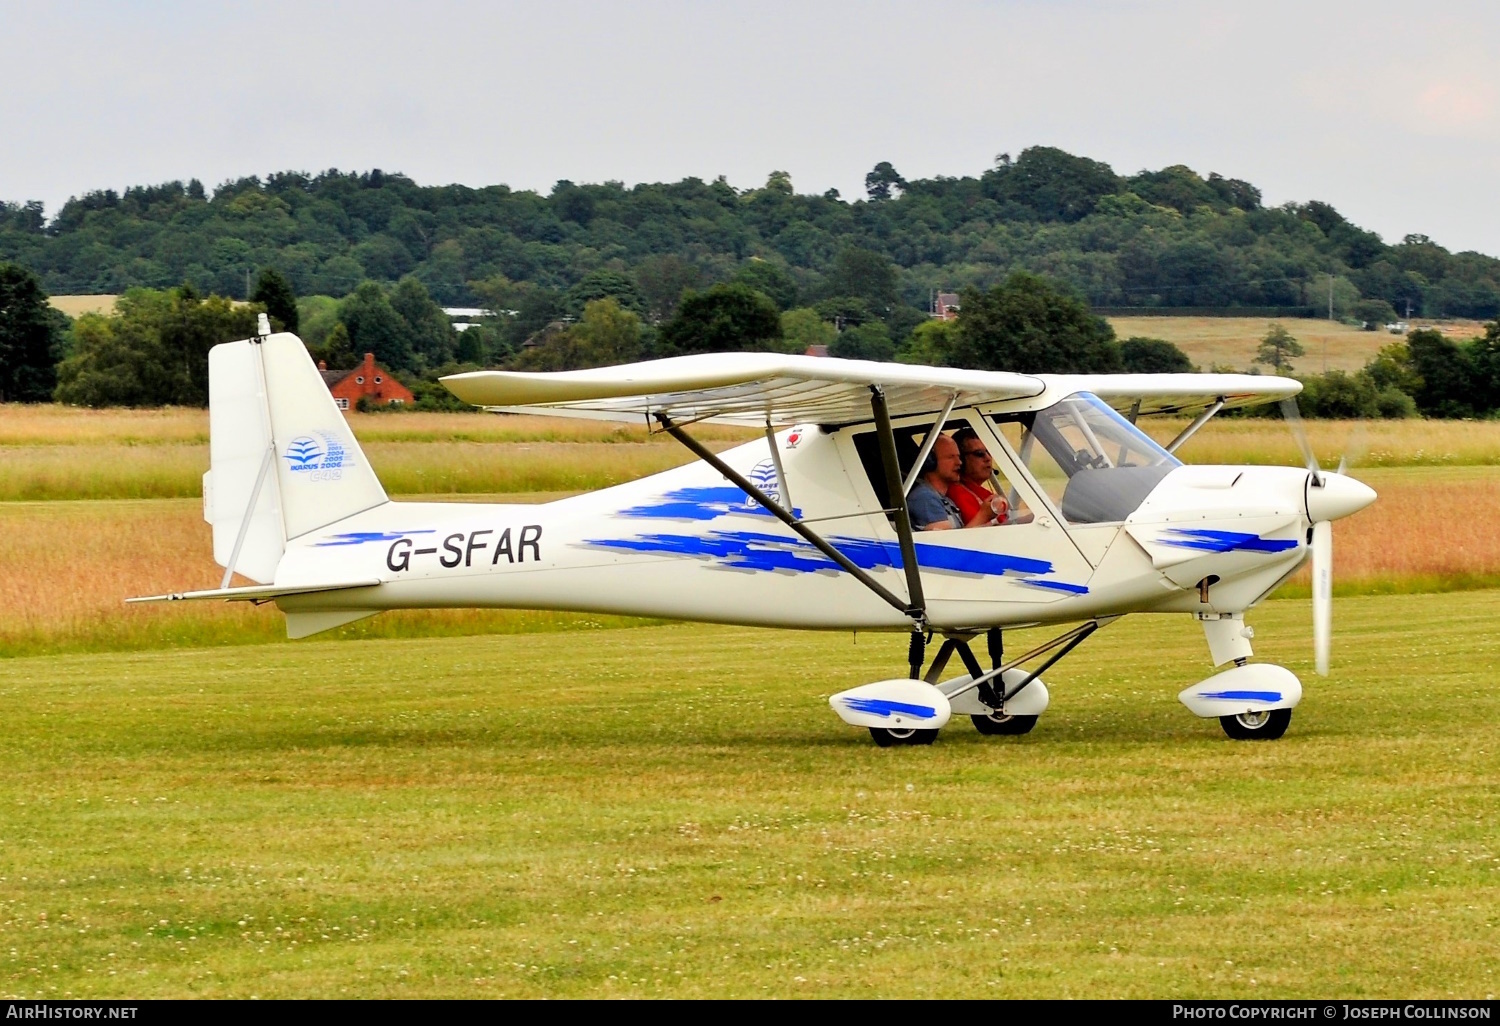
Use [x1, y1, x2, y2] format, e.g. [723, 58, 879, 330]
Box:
[962, 448, 990, 459]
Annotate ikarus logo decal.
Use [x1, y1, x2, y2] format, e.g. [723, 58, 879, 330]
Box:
[282, 431, 350, 481]
[746, 459, 780, 508]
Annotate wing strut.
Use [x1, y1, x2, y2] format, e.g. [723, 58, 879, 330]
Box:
[868, 386, 926, 622]
[656, 414, 916, 623]
[1165, 396, 1226, 454]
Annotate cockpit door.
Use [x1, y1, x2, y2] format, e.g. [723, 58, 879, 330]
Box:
[838, 414, 1097, 606]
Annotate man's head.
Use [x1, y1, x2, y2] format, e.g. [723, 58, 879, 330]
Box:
[952, 427, 993, 487]
[923, 433, 962, 489]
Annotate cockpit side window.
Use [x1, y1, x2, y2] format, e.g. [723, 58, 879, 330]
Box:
[850, 416, 1032, 526]
[991, 393, 1180, 524]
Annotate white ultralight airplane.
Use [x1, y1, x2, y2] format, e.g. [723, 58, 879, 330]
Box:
[133, 315, 1376, 746]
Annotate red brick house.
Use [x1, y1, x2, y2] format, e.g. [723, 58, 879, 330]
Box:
[318, 352, 415, 410]
[933, 292, 961, 321]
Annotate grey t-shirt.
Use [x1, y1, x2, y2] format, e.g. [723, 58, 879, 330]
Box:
[907, 480, 963, 530]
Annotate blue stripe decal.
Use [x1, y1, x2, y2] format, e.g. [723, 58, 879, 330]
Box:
[583, 530, 1085, 592]
[1018, 578, 1091, 594]
[1199, 690, 1283, 702]
[1158, 528, 1298, 554]
[618, 486, 802, 522]
[315, 530, 436, 547]
[841, 697, 938, 719]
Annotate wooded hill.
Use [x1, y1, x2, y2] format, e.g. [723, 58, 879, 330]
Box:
[3, 146, 1498, 323]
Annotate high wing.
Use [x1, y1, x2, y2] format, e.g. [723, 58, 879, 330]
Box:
[441, 353, 1044, 426]
[440, 353, 1300, 425]
[1046, 372, 1301, 417]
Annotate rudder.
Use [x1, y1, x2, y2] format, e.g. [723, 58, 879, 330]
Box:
[205, 331, 388, 584]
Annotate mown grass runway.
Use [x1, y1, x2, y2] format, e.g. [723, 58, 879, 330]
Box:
[1, 593, 1496, 998]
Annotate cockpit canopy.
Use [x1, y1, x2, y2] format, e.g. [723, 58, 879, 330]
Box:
[996, 393, 1181, 524]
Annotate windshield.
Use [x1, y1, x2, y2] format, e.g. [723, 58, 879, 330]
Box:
[994, 393, 1180, 524]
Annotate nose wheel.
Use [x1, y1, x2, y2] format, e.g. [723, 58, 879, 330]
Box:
[971, 711, 1038, 736]
[1219, 708, 1291, 740]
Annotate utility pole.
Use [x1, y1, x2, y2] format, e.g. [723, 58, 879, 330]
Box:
[246, 267, 252, 300]
[1328, 273, 1334, 321]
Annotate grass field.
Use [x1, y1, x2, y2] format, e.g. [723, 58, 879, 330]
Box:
[0, 593, 1495, 999]
[3, 400, 1497, 998]
[1106, 316, 1487, 374]
[48, 295, 119, 319]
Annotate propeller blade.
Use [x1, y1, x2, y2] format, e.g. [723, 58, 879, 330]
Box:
[1312, 520, 1332, 676]
[1337, 422, 1368, 478]
[1279, 398, 1323, 485]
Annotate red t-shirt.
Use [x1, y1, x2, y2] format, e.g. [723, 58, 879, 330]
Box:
[950, 479, 999, 524]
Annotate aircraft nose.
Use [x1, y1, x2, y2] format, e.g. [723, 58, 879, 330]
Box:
[1305, 472, 1377, 523]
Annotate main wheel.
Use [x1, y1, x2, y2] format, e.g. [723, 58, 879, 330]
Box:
[869, 727, 938, 747]
[971, 712, 1038, 736]
[1219, 708, 1291, 740]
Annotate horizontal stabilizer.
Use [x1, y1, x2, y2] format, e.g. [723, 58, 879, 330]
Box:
[126, 580, 381, 604]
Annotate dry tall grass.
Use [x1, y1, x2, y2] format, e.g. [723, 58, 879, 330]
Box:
[0, 499, 654, 657]
[1, 405, 753, 446]
[1282, 467, 1500, 593]
[1143, 417, 1500, 468]
[3, 470, 1495, 656]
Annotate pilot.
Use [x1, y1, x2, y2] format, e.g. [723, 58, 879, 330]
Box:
[907, 434, 1005, 531]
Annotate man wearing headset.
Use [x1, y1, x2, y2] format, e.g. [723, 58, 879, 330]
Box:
[907, 433, 1008, 531]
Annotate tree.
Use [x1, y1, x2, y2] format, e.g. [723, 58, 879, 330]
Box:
[1252, 323, 1305, 375]
[1298, 370, 1378, 418]
[1350, 298, 1398, 329]
[635, 255, 701, 323]
[0, 263, 63, 401]
[1464, 320, 1500, 417]
[251, 267, 299, 333]
[657, 284, 782, 355]
[985, 146, 1120, 222]
[865, 162, 906, 202]
[512, 299, 643, 371]
[896, 319, 956, 366]
[778, 307, 837, 355]
[1405, 328, 1474, 418]
[732, 260, 798, 311]
[318, 322, 357, 369]
[950, 272, 1122, 373]
[572, 298, 643, 366]
[54, 286, 257, 406]
[822, 248, 898, 313]
[829, 321, 895, 362]
[1120, 336, 1195, 373]
[339, 281, 415, 372]
[389, 276, 455, 366]
[563, 270, 647, 318]
[1362, 340, 1421, 396]
[813, 296, 873, 329]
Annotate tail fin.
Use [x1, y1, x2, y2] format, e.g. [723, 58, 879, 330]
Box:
[204, 332, 388, 583]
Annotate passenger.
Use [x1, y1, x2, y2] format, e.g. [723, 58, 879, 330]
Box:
[907, 434, 1006, 531]
[949, 427, 1008, 525]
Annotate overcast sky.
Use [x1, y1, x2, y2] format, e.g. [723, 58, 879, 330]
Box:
[4, 1, 1499, 253]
